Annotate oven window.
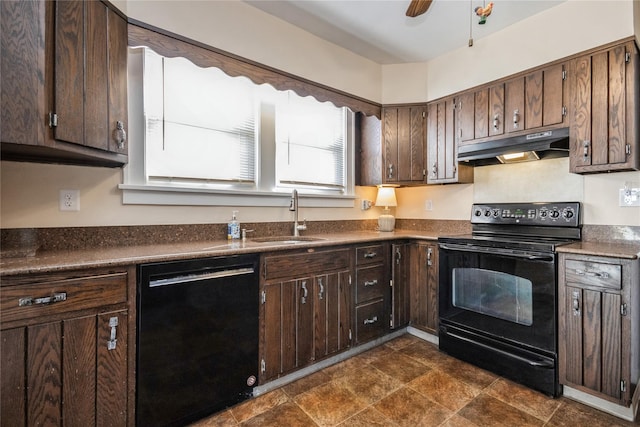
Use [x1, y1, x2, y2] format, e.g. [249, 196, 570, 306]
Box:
[452, 268, 533, 326]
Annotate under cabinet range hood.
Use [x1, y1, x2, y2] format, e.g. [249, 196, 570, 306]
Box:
[457, 127, 570, 166]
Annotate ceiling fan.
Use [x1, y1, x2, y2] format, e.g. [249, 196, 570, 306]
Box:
[406, 0, 433, 17]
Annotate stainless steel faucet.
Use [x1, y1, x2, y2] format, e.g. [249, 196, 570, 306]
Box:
[289, 189, 307, 237]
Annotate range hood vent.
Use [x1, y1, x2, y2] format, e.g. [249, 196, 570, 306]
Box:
[457, 127, 570, 166]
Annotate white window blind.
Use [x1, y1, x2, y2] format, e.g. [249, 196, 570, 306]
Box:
[276, 92, 346, 192]
[144, 50, 256, 185]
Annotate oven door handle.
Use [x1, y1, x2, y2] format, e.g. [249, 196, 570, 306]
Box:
[446, 331, 555, 368]
[439, 244, 554, 262]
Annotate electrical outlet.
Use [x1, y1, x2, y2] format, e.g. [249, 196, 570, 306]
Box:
[59, 189, 80, 211]
[619, 188, 640, 207]
[361, 199, 372, 210]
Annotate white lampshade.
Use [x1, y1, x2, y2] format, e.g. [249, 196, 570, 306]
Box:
[374, 186, 397, 208]
[375, 186, 398, 232]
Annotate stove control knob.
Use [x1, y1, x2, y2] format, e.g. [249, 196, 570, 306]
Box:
[484, 210, 491, 217]
[550, 210, 560, 219]
[564, 209, 574, 219]
[539, 210, 548, 218]
[474, 209, 483, 217]
[492, 209, 500, 218]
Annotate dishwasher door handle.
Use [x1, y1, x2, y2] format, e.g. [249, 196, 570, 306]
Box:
[149, 267, 255, 288]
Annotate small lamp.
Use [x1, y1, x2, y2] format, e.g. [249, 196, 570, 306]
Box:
[375, 185, 398, 232]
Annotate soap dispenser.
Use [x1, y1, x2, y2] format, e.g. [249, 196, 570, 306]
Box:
[227, 211, 240, 240]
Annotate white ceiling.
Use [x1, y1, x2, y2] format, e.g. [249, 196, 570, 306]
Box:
[244, 0, 566, 64]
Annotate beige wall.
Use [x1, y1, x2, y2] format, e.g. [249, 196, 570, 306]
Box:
[1, 0, 639, 229]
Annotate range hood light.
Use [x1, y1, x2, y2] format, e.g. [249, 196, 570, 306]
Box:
[496, 150, 540, 164]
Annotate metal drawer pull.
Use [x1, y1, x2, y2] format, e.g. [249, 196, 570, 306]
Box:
[318, 278, 324, 300]
[363, 316, 378, 325]
[364, 252, 377, 259]
[364, 280, 378, 287]
[427, 248, 433, 266]
[19, 292, 67, 307]
[301, 281, 308, 304]
[107, 317, 119, 350]
[575, 269, 609, 279]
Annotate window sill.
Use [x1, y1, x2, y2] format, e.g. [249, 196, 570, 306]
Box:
[118, 184, 356, 208]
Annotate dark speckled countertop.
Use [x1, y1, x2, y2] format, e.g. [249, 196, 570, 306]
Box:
[0, 230, 444, 277]
[557, 241, 640, 260]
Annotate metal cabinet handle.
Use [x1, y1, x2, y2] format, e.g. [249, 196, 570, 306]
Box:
[575, 269, 609, 279]
[363, 316, 378, 325]
[513, 109, 520, 129]
[572, 291, 580, 316]
[301, 281, 308, 304]
[395, 247, 402, 265]
[107, 316, 119, 350]
[113, 120, 126, 149]
[19, 292, 67, 307]
[493, 114, 499, 130]
[364, 280, 378, 287]
[364, 252, 377, 259]
[427, 247, 433, 266]
[431, 163, 437, 178]
[388, 163, 394, 179]
[318, 278, 324, 300]
[582, 140, 590, 161]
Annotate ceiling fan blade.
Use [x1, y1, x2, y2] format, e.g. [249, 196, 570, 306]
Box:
[406, 0, 433, 17]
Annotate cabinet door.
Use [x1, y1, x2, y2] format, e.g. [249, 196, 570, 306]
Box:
[457, 92, 475, 143]
[505, 77, 525, 133]
[562, 286, 622, 400]
[0, 0, 48, 146]
[0, 311, 128, 427]
[54, 1, 127, 154]
[474, 89, 489, 140]
[410, 242, 439, 334]
[391, 243, 410, 329]
[489, 83, 505, 137]
[383, 106, 426, 184]
[297, 277, 315, 367]
[570, 42, 639, 173]
[314, 271, 351, 360]
[427, 98, 473, 184]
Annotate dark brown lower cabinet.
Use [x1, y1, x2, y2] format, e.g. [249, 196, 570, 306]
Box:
[558, 253, 639, 406]
[409, 241, 439, 334]
[391, 243, 410, 329]
[0, 268, 133, 427]
[260, 248, 351, 383]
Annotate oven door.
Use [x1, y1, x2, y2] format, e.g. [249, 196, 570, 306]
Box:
[438, 243, 557, 353]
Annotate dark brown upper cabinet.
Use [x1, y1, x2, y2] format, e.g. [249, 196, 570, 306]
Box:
[1, 0, 128, 167]
[569, 40, 639, 174]
[382, 105, 427, 185]
[426, 97, 474, 185]
[499, 64, 567, 135]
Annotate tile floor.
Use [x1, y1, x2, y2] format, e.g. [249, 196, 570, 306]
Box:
[192, 335, 639, 427]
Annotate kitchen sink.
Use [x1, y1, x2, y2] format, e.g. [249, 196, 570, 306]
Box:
[252, 236, 326, 244]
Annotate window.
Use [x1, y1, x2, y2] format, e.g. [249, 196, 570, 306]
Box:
[121, 48, 354, 207]
[276, 92, 346, 193]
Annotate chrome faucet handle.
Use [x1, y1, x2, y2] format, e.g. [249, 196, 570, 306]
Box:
[297, 219, 307, 231]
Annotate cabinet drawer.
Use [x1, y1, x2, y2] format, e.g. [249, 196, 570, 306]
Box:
[355, 299, 386, 343]
[356, 245, 385, 266]
[263, 248, 350, 281]
[1, 272, 127, 324]
[356, 265, 386, 304]
[565, 259, 622, 290]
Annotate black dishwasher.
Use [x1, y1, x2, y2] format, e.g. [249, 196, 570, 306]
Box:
[136, 254, 259, 427]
